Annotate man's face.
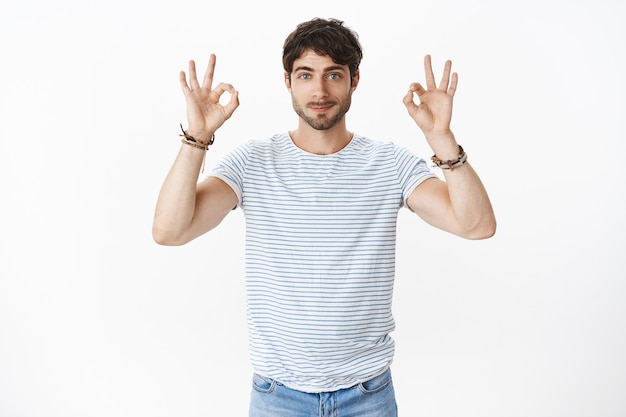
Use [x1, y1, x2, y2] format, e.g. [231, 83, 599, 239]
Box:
[285, 50, 359, 130]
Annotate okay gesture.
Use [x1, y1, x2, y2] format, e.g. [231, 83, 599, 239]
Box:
[403, 55, 458, 138]
[179, 54, 239, 143]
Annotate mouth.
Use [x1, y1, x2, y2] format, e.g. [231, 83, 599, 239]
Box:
[308, 102, 335, 113]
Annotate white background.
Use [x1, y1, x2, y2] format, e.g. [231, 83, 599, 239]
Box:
[1, 0, 625, 416]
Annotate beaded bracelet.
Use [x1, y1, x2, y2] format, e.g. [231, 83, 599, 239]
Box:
[179, 123, 215, 150]
[179, 123, 215, 173]
[431, 145, 467, 171]
[180, 138, 209, 150]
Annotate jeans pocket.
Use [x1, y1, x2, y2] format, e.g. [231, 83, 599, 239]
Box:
[358, 369, 393, 394]
[252, 373, 277, 394]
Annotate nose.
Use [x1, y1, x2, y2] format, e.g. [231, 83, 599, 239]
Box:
[311, 77, 329, 99]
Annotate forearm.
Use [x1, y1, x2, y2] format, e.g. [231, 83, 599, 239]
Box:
[440, 161, 496, 239]
[422, 131, 496, 239]
[152, 144, 206, 244]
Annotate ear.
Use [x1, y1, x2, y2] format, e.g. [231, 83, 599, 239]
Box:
[284, 72, 292, 90]
[351, 70, 360, 91]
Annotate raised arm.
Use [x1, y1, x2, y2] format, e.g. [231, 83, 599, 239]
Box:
[152, 54, 240, 246]
[402, 55, 496, 239]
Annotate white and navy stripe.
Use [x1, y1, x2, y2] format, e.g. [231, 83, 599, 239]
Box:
[210, 133, 435, 392]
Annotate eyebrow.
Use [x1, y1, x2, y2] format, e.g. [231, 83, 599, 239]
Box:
[292, 65, 347, 73]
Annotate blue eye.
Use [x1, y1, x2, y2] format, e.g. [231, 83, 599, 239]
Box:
[328, 73, 340, 80]
[299, 73, 311, 80]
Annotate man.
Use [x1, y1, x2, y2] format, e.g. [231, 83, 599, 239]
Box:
[153, 17, 495, 417]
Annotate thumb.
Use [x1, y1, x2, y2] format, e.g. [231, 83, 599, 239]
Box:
[402, 89, 418, 113]
[222, 90, 240, 120]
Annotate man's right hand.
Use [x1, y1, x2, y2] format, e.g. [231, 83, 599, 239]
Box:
[179, 54, 239, 143]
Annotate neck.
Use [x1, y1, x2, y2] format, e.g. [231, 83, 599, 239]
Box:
[290, 121, 353, 155]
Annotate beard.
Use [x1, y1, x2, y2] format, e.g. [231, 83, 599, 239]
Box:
[292, 94, 352, 131]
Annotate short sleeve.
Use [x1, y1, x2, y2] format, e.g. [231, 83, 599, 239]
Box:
[208, 142, 251, 207]
[393, 145, 437, 207]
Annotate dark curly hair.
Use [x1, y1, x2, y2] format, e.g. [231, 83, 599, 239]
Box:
[283, 18, 363, 80]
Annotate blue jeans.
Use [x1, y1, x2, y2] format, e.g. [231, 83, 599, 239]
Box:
[249, 368, 398, 417]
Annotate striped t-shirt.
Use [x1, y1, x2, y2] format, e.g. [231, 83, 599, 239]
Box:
[210, 132, 436, 392]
